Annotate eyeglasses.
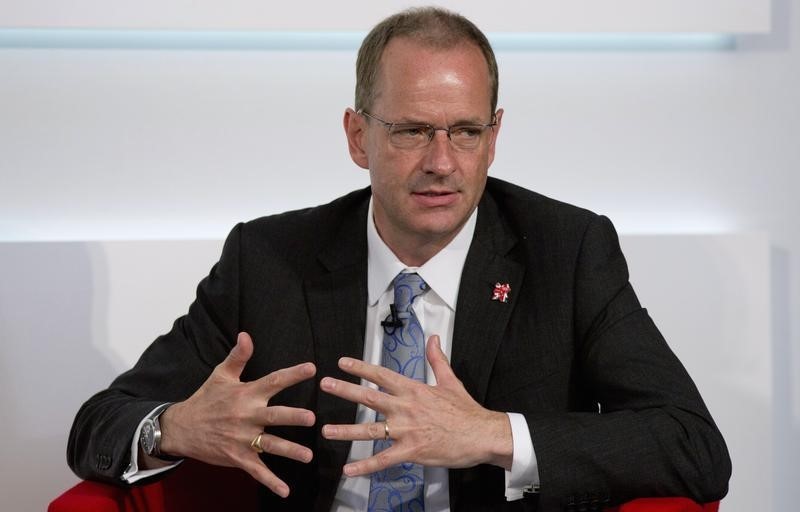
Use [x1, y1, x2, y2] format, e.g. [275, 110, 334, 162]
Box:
[358, 110, 497, 151]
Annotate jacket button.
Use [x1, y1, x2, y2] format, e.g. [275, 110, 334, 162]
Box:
[96, 454, 111, 470]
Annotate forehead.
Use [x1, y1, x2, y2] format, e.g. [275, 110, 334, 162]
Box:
[373, 37, 492, 120]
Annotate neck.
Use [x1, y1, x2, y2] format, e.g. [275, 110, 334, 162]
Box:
[386, 237, 450, 267]
[374, 223, 465, 267]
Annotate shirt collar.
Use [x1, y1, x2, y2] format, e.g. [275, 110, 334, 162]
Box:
[366, 197, 477, 310]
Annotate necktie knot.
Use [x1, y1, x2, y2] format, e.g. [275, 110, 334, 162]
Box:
[392, 272, 428, 313]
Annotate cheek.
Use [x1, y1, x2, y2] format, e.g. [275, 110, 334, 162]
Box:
[368, 168, 402, 211]
[459, 155, 489, 183]
[371, 152, 420, 185]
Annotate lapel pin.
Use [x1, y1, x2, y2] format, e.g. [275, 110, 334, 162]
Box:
[491, 282, 511, 303]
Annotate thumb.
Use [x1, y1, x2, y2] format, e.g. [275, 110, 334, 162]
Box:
[218, 331, 254, 379]
[426, 335, 457, 386]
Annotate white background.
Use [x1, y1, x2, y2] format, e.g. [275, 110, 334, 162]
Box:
[0, 0, 796, 510]
[0, 0, 771, 32]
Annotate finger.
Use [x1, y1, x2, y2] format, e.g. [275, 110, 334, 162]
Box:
[254, 432, 314, 463]
[258, 362, 316, 398]
[342, 445, 411, 477]
[319, 376, 391, 412]
[321, 422, 387, 441]
[217, 332, 254, 380]
[426, 335, 458, 387]
[336, 357, 404, 395]
[257, 405, 315, 428]
[240, 456, 291, 498]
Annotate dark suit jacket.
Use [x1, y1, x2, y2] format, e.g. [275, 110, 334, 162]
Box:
[68, 178, 730, 511]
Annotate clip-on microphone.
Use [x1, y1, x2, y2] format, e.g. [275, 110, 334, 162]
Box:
[380, 303, 404, 328]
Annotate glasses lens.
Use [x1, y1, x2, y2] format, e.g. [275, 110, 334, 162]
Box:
[388, 125, 433, 149]
[449, 126, 487, 149]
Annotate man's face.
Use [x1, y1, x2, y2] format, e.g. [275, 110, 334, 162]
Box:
[345, 37, 502, 265]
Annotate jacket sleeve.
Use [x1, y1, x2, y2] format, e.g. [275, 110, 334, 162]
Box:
[66, 224, 245, 484]
[527, 215, 731, 507]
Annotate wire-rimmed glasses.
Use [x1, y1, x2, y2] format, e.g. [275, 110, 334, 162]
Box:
[358, 109, 497, 150]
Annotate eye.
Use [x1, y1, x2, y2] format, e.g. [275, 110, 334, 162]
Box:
[391, 125, 430, 139]
[451, 126, 483, 139]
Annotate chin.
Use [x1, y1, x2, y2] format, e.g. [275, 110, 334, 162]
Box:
[411, 219, 464, 240]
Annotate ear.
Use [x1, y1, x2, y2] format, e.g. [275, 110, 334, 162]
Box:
[486, 108, 503, 168]
[343, 108, 370, 170]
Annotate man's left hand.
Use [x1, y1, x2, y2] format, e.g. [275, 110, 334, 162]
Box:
[320, 335, 513, 477]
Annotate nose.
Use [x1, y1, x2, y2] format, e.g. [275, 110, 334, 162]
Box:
[422, 129, 457, 176]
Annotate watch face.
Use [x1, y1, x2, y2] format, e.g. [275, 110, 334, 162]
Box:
[140, 421, 156, 454]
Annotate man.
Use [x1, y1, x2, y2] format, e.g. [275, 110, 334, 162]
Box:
[68, 7, 731, 512]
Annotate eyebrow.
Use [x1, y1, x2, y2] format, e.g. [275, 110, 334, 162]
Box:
[393, 116, 490, 126]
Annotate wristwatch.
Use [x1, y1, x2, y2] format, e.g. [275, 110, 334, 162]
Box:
[139, 403, 180, 461]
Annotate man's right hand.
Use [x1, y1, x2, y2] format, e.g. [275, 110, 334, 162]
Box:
[157, 331, 316, 498]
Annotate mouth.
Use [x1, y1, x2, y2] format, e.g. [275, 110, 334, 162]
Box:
[411, 189, 459, 207]
[416, 190, 454, 196]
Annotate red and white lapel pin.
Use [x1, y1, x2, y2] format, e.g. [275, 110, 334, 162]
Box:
[491, 282, 511, 303]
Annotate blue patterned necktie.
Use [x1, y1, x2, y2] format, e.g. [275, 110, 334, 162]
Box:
[368, 272, 428, 512]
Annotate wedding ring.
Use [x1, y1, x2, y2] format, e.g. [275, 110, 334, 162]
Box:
[383, 420, 390, 441]
[250, 433, 264, 454]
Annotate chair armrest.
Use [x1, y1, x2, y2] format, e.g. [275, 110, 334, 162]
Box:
[612, 497, 720, 512]
[48, 478, 165, 512]
[49, 460, 257, 512]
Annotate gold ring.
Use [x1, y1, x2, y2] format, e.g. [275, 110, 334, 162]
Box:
[250, 433, 264, 454]
[383, 420, 390, 441]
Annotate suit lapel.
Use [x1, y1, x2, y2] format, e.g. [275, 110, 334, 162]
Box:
[304, 197, 370, 498]
[450, 191, 525, 404]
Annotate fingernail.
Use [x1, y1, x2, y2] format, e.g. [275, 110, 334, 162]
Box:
[323, 425, 336, 437]
[343, 464, 356, 477]
[277, 484, 289, 498]
[320, 377, 336, 390]
[232, 334, 243, 351]
[339, 357, 353, 369]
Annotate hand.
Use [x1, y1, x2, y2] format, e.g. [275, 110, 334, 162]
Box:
[319, 335, 512, 477]
[158, 332, 316, 498]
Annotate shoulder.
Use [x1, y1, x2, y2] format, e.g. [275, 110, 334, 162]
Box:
[221, 186, 371, 270]
[482, 178, 626, 294]
[242, 186, 370, 237]
[483, 177, 601, 238]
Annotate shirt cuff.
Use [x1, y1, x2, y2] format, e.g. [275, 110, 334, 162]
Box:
[504, 412, 540, 501]
[121, 403, 182, 484]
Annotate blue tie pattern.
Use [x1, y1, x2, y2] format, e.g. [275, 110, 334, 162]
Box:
[368, 272, 428, 512]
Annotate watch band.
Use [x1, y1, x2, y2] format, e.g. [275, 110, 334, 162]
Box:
[145, 403, 181, 461]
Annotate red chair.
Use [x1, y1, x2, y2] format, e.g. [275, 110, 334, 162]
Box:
[49, 460, 720, 512]
[48, 460, 258, 512]
[613, 498, 719, 512]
